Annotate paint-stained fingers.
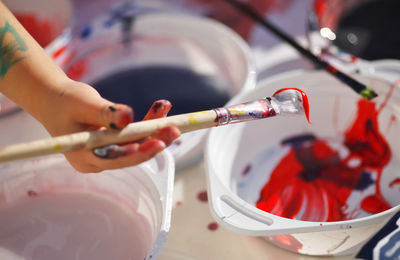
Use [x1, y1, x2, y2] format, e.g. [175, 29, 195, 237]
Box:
[93, 144, 136, 159]
[92, 126, 180, 160]
[101, 103, 134, 129]
[143, 100, 172, 120]
[92, 139, 166, 168]
[152, 126, 181, 146]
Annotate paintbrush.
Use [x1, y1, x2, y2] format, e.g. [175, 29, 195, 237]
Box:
[223, 0, 378, 100]
[0, 88, 309, 163]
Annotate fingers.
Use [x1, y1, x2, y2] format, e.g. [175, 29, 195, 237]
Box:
[143, 100, 172, 120]
[92, 126, 181, 159]
[62, 82, 134, 129]
[67, 97, 181, 173]
[71, 139, 166, 173]
[153, 126, 181, 146]
[100, 103, 134, 129]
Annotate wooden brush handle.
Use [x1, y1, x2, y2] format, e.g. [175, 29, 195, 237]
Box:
[0, 110, 218, 163]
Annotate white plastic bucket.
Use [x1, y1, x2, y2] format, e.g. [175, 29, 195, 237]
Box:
[48, 8, 256, 170]
[205, 65, 400, 255]
[0, 150, 174, 260]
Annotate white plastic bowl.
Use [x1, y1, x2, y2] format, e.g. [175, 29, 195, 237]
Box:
[48, 9, 256, 170]
[205, 67, 400, 256]
[0, 150, 174, 260]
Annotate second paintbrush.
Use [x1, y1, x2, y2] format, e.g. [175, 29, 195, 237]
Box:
[223, 0, 378, 100]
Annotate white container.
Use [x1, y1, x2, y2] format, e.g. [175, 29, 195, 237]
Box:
[205, 66, 400, 255]
[48, 9, 256, 170]
[0, 150, 174, 260]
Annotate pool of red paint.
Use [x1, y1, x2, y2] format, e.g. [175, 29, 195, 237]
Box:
[255, 97, 394, 222]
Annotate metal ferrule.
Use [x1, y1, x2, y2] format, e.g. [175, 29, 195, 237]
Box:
[214, 98, 276, 126]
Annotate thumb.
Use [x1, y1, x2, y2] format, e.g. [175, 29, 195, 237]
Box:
[75, 90, 134, 129]
[99, 102, 134, 129]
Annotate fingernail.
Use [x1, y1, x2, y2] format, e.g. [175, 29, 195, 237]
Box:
[153, 100, 171, 113]
[152, 101, 164, 113]
[93, 144, 126, 159]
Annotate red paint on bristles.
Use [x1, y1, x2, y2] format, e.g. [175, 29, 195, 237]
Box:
[273, 88, 311, 124]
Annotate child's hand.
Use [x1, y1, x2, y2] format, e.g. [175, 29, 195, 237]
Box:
[0, 2, 180, 173]
[41, 80, 180, 173]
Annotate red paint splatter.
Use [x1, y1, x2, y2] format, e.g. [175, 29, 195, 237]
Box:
[242, 164, 252, 176]
[256, 97, 392, 221]
[197, 190, 208, 202]
[52, 45, 67, 59]
[267, 235, 302, 252]
[389, 178, 400, 189]
[15, 13, 55, 47]
[273, 88, 311, 124]
[27, 190, 38, 197]
[207, 222, 219, 231]
[65, 58, 87, 81]
[385, 115, 396, 136]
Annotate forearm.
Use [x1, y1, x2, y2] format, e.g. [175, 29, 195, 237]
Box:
[0, 1, 69, 124]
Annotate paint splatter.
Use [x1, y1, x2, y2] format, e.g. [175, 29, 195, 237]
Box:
[256, 98, 393, 222]
[242, 164, 252, 176]
[197, 190, 208, 202]
[65, 58, 87, 81]
[267, 235, 302, 252]
[389, 179, 400, 189]
[27, 190, 38, 197]
[207, 222, 219, 231]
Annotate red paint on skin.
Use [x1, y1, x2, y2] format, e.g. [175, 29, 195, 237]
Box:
[207, 222, 219, 231]
[114, 106, 134, 128]
[256, 96, 392, 221]
[155, 127, 180, 146]
[273, 88, 311, 124]
[197, 190, 208, 202]
[138, 140, 164, 154]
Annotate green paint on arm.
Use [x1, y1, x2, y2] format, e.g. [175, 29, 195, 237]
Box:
[0, 21, 28, 79]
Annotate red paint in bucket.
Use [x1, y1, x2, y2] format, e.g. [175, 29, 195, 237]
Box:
[256, 94, 395, 221]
